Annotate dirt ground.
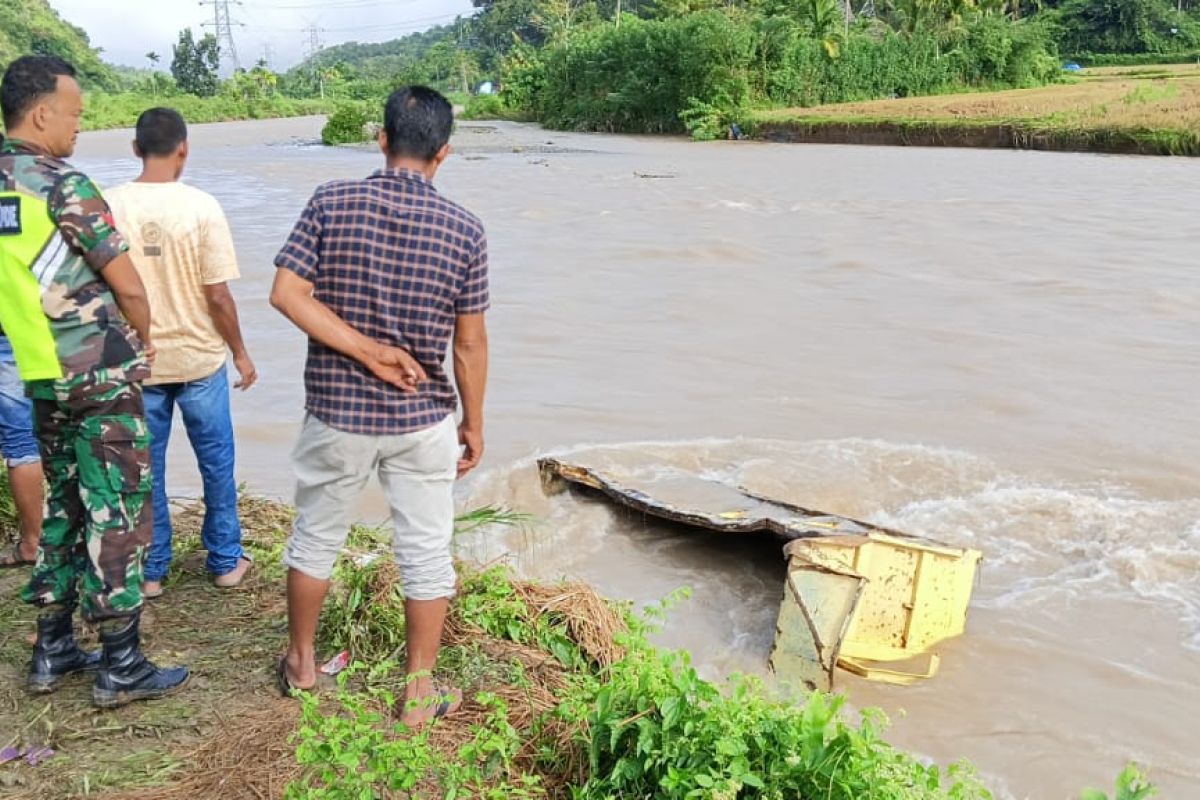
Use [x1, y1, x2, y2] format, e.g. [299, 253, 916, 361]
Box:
[0, 497, 617, 800]
[0, 497, 298, 799]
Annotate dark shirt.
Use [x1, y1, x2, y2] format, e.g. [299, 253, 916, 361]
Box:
[275, 168, 489, 436]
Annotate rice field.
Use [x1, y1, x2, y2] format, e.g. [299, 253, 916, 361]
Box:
[754, 66, 1200, 155]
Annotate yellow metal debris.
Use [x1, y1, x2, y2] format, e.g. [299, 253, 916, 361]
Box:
[537, 457, 982, 691]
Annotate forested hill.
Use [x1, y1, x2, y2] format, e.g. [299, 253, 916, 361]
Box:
[295, 24, 458, 80]
[0, 0, 118, 90]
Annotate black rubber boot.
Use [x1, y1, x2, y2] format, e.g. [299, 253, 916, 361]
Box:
[28, 606, 101, 694]
[92, 613, 190, 709]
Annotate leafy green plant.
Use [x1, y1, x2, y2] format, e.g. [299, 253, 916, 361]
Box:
[321, 102, 374, 146]
[289, 664, 548, 799]
[1080, 764, 1157, 800]
[317, 508, 532, 662]
[459, 93, 509, 120]
[288, 667, 437, 799]
[679, 97, 733, 140]
[571, 647, 991, 799]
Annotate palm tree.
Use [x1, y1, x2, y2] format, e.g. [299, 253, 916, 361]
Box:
[800, 0, 846, 56]
[146, 51, 160, 98]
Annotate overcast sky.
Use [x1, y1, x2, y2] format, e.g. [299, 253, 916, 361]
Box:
[50, 0, 476, 71]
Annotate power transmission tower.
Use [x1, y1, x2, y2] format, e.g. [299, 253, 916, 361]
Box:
[201, 0, 243, 74]
[302, 24, 325, 60]
[302, 24, 327, 97]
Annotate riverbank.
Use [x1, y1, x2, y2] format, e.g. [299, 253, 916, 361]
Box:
[752, 64, 1200, 156]
[80, 92, 331, 132]
[0, 493, 999, 799]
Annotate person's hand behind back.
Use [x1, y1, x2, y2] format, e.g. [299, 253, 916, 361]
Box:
[364, 342, 426, 392]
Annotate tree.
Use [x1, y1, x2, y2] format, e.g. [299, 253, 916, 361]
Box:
[171, 29, 221, 97]
[145, 51, 160, 98]
[799, 0, 847, 53]
[1052, 0, 1199, 53]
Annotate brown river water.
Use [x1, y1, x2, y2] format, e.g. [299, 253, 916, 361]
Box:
[75, 117, 1198, 798]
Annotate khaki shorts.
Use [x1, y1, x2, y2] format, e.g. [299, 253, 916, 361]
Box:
[283, 413, 458, 599]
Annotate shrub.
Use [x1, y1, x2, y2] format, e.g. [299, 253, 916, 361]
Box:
[459, 93, 509, 120]
[321, 102, 373, 146]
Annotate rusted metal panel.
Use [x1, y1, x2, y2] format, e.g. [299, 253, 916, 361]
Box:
[537, 457, 981, 689]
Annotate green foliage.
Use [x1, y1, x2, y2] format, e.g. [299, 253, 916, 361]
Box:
[290, 667, 546, 799]
[1050, 0, 1200, 56]
[456, 566, 594, 670]
[459, 93, 511, 119]
[79, 91, 329, 132]
[316, 509, 532, 663]
[679, 97, 734, 140]
[290, 561, 1001, 799]
[574, 649, 991, 799]
[0, 0, 117, 90]
[520, 11, 1058, 136]
[321, 102, 374, 146]
[531, 12, 757, 134]
[170, 29, 220, 97]
[1073, 49, 1200, 64]
[1079, 764, 1157, 800]
[292, 23, 459, 82]
[224, 64, 280, 101]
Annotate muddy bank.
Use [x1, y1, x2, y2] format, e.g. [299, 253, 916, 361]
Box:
[755, 119, 1196, 156]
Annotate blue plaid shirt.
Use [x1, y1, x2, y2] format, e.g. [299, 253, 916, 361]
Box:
[275, 168, 489, 435]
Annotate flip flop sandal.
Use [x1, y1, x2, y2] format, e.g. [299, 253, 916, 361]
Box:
[0, 545, 35, 570]
[276, 655, 318, 697]
[402, 683, 463, 725]
[432, 686, 461, 720]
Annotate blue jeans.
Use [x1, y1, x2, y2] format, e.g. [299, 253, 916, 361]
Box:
[144, 367, 244, 581]
[0, 340, 40, 468]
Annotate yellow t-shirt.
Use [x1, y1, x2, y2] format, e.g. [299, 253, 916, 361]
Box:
[107, 181, 240, 385]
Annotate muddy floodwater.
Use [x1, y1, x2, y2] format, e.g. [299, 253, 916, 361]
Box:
[75, 116, 1200, 798]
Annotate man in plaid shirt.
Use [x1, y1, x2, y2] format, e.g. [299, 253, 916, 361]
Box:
[270, 86, 488, 725]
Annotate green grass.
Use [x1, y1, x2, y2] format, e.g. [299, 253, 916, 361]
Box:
[81, 91, 331, 132]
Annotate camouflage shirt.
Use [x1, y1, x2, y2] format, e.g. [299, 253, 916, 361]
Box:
[0, 138, 148, 383]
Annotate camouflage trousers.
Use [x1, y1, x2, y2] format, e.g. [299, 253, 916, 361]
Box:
[22, 370, 153, 621]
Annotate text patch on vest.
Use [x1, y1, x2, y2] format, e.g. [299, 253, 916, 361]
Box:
[0, 197, 21, 235]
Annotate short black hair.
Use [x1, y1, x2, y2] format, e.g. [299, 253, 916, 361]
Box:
[135, 107, 187, 157]
[1, 55, 77, 129]
[383, 86, 453, 161]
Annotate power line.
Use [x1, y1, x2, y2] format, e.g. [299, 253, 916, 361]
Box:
[241, 11, 476, 36]
[301, 22, 325, 59]
[254, 0, 425, 9]
[316, 12, 478, 33]
[201, 0, 244, 73]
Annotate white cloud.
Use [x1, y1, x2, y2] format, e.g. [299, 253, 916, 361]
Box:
[49, 0, 475, 71]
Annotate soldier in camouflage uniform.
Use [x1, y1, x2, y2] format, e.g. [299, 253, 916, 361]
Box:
[0, 55, 188, 706]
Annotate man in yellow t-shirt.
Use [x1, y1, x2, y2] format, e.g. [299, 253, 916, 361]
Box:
[107, 108, 256, 599]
